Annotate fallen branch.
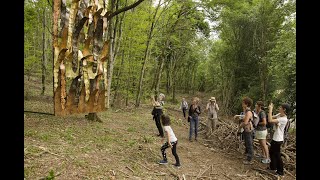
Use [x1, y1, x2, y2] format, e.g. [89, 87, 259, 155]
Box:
[196, 165, 212, 179]
[118, 169, 129, 177]
[126, 166, 134, 173]
[284, 168, 296, 179]
[33, 146, 65, 159]
[137, 162, 152, 171]
[182, 174, 186, 180]
[153, 172, 167, 176]
[252, 168, 278, 179]
[222, 172, 233, 180]
[257, 173, 268, 180]
[281, 152, 291, 162]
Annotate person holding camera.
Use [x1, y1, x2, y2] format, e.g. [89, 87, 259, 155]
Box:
[205, 97, 219, 138]
[180, 98, 188, 119]
[151, 93, 165, 138]
[267, 102, 290, 177]
[188, 97, 201, 142]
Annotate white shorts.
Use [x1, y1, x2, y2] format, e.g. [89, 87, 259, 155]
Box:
[255, 129, 267, 140]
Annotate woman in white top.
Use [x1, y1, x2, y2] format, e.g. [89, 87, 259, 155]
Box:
[158, 114, 181, 168]
[267, 102, 290, 177]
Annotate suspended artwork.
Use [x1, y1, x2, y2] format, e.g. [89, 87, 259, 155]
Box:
[53, 0, 109, 116]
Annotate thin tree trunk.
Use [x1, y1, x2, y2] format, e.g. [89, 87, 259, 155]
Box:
[106, 0, 116, 109]
[126, 53, 131, 107]
[135, 0, 161, 107]
[112, 49, 125, 106]
[166, 62, 170, 94]
[154, 41, 167, 97]
[172, 55, 178, 103]
[53, 0, 61, 116]
[41, 8, 47, 95]
[111, 0, 127, 107]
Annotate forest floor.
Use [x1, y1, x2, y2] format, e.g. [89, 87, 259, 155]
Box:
[24, 75, 295, 180]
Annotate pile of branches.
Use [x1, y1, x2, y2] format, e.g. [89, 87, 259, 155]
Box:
[199, 117, 296, 178]
[281, 134, 296, 176]
[198, 117, 240, 151]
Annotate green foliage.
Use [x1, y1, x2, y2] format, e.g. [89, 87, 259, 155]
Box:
[24, 0, 295, 116]
[142, 135, 155, 143]
[127, 127, 136, 132]
[44, 170, 55, 180]
[202, 0, 296, 114]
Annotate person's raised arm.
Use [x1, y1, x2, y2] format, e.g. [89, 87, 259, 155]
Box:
[215, 103, 219, 111]
[205, 103, 209, 112]
[268, 103, 279, 124]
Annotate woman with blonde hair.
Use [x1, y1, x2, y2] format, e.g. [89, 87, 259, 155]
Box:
[188, 97, 201, 142]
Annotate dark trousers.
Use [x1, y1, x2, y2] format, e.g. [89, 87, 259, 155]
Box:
[154, 114, 164, 137]
[182, 108, 187, 118]
[161, 141, 180, 165]
[269, 140, 284, 175]
[243, 131, 253, 161]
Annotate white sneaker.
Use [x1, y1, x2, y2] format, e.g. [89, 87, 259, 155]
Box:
[261, 158, 271, 164]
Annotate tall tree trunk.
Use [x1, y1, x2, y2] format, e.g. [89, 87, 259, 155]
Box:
[125, 53, 131, 107]
[112, 49, 125, 106]
[111, 0, 127, 107]
[166, 62, 170, 94]
[191, 65, 196, 95]
[52, 0, 61, 116]
[106, 0, 116, 109]
[135, 0, 161, 107]
[41, 8, 47, 95]
[172, 56, 178, 103]
[154, 41, 167, 97]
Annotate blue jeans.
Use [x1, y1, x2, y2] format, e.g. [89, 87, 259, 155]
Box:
[189, 116, 199, 140]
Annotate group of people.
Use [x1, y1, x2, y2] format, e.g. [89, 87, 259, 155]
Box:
[181, 96, 220, 141]
[235, 97, 290, 177]
[151, 94, 291, 177]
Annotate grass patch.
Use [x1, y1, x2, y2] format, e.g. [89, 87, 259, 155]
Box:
[39, 132, 51, 141]
[25, 130, 38, 137]
[75, 159, 89, 168]
[127, 139, 137, 147]
[127, 127, 136, 132]
[44, 169, 55, 180]
[141, 135, 155, 143]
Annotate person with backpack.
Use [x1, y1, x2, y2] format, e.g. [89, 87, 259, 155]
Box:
[267, 102, 290, 177]
[205, 97, 219, 138]
[237, 97, 254, 165]
[151, 93, 165, 137]
[188, 97, 201, 142]
[253, 101, 270, 164]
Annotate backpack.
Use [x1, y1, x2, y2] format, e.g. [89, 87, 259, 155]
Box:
[251, 111, 259, 128]
[265, 112, 274, 129]
[284, 119, 291, 136]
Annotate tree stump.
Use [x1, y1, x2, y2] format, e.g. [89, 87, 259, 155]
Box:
[85, 113, 102, 122]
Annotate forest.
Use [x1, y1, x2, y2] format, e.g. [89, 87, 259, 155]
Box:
[24, 0, 296, 179]
[25, 0, 296, 115]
